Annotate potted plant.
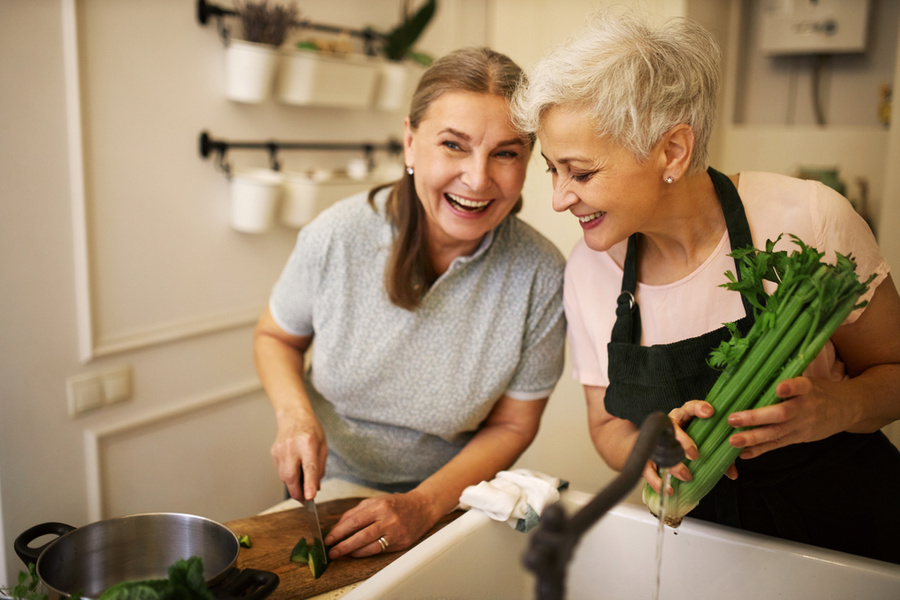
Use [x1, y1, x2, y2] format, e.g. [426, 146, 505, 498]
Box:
[224, 0, 298, 103]
[277, 36, 381, 109]
[372, 0, 436, 111]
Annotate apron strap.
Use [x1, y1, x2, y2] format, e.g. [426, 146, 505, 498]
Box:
[707, 167, 758, 318]
[611, 234, 641, 344]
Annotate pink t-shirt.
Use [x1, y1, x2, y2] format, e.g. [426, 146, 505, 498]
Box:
[565, 171, 889, 389]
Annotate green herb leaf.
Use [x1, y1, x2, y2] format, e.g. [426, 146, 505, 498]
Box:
[97, 556, 213, 600]
[0, 563, 48, 600]
[381, 0, 437, 61]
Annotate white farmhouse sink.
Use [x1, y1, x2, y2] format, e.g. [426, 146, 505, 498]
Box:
[345, 489, 900, 599]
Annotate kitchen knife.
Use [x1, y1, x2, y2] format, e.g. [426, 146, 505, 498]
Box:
[299, 470, 328, 566]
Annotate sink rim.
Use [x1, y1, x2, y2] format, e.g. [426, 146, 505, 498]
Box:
[346, 488, 900, 599]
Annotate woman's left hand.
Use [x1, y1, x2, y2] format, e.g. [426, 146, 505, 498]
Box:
[727, 376, 853, 459]
[729, 275, 900, 459]
[323, 490, 438, 559]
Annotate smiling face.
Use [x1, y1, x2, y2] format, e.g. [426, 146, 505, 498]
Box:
[539, 105, 667, 253]
[404, 91, 530, 265]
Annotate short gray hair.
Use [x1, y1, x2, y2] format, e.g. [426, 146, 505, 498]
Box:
[511, 10, 721, 174]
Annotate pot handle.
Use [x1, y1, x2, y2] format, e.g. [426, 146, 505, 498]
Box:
[14, 522, 76, 565]
[213, 568, 279, 600]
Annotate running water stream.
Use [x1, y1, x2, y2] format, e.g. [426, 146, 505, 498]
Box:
[653, 469, 674, 600]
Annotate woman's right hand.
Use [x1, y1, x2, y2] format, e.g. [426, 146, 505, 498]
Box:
[271, 410, 328, 501]
[253, 308, 325, 501]
[644, 400, 737, 495]
[586, 386, 736, 496]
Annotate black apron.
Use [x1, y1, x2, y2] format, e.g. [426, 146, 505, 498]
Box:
[604, 167, 900, 564]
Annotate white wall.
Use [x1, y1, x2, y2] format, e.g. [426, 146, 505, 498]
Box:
[719, 0, 899, 229]
[0, 0, 502, 583]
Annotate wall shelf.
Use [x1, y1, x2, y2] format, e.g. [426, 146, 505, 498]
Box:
[198, 130, 402, 175]
[196, 0, 383, 52]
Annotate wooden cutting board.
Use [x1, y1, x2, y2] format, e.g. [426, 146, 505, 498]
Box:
[224, 498, 463, 599]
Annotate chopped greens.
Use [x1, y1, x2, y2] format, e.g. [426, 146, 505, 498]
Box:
[97, 556, 213, 600]
[289, 537, 309, 564]
[0, 563, 49, 600]
[307, 544, 328, 579]
[289, 536, 328, 579]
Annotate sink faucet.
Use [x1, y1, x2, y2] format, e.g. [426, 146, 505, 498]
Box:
[522, 411, 685, 600]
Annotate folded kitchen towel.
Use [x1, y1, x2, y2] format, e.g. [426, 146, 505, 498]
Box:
[459, 469, 568, 533]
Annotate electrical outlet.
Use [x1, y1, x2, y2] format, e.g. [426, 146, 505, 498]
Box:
[66, 364, 134, 417]
[102, 365, 132, 404]
[67, 373, 104, 417]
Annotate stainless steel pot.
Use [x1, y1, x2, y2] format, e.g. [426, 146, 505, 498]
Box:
[15, 513, 278, 600]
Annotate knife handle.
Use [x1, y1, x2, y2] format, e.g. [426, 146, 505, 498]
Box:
[298, 463, 311, 501]
[297, 464, 316, 504]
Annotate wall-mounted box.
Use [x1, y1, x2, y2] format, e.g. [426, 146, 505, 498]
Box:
[760, 0, 870, 55]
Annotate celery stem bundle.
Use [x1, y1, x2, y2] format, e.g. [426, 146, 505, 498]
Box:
[643, 235, 873, 526]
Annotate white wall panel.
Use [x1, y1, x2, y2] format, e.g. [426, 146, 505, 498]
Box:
[1, 0, 487, 583]
[67, 0, 410, 360]
[86, 384, 282, 522]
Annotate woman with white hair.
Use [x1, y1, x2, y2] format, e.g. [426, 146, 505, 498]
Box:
[512, 11, 900, 563]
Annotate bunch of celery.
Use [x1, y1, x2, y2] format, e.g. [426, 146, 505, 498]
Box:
[642, 234, 874, 526]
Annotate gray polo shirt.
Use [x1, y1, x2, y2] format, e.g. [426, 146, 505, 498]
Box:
[269, 189, 566, 491]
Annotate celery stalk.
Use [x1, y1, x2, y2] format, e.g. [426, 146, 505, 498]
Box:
[642, 235, 872, 526]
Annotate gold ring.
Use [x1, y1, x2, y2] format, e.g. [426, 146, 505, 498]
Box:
[377, 536, 389, 551]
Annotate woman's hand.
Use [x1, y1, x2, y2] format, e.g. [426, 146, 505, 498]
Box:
[324, 490, 439, 559]
[726, 376, 854, 459]
[271, 411, 328, 501]
[643, 400, 738, 495]
[729, 274, 900, 459]
[253, 307, 325, 500]
[322, 393, 548, 560]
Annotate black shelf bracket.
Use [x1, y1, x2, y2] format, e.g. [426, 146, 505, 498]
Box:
[199, 131, 403, 176]
[196, 0, 383, 52]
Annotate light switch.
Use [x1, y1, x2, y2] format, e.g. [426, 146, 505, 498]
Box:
[102, 366, 132, 404]
[66, 364, 134, 417]
[67, 373, 104, 416]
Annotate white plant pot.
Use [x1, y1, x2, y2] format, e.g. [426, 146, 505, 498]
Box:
[375, 61, 424, 111]
[224, 40, 280, 103]
[230, 169, 283, 233]
[277, 49, 379, 108]
[280, 172, 373, 228]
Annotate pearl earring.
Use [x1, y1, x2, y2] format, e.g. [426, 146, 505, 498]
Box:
[665, 176, 674, 184]
[406, 166, 414, 176]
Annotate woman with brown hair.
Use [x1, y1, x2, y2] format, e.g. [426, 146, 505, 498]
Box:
[253, 47, 566, 559]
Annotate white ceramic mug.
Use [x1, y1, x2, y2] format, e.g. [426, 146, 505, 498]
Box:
[229, 168, 283, 233]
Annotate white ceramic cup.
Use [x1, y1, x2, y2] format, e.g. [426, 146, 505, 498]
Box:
[229, 168, 283, 233]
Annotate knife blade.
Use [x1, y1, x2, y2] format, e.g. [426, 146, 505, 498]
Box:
[299, 471, 328, 566]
